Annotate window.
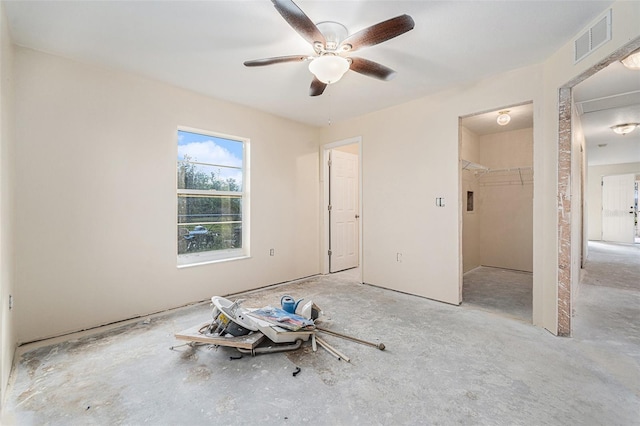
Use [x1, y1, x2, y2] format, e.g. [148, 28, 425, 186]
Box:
[177, 128, 248, 266]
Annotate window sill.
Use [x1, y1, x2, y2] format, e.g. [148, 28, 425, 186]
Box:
[177, 249, 249, 268]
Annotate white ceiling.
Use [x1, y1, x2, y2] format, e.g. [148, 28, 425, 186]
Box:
[573, 60, 640, 166]
[460, 58, 640, 167]
[5, 0, 636, 165]
[462, 103, 534, 136]
[4, 0, 614, 128]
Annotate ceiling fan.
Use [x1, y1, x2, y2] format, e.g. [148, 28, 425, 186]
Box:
[244, 0, 415, 96]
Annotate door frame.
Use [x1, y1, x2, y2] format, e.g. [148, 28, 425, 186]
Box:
[321, 137, 363, 280]
[557, 36, 640, 336]
[458, 103, 534, 311]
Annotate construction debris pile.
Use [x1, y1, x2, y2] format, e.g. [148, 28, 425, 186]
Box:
[173, 294, 384, 361]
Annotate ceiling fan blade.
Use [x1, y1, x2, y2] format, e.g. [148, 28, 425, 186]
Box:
[244, 55, 308, 67]
[272, 0, 326, 49]
[310, 77, 327, 96]
[339, 14, 415, 52]
[349, 57, 397, 81]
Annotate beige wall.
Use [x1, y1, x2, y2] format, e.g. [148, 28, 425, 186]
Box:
[13, 47, 321, 343]
[461, 127, 533, 274]
[0, 1, 16, 409]
[587, 163, 640, 240]
[461, 127, 480, 273]
[478, 129, 533, 169]
[320, 64, 543, 307]
[477, 128, 533, 272]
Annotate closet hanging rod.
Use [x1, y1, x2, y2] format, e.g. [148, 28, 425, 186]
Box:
[479, 180, 533, 187]
[484, 166, 533, 173]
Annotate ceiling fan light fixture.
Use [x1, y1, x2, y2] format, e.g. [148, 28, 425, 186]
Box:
[309, 55, 350, 84]
[611, 123, 639, 135]
[496, 110, 511, 126]
[621, 50, 640, 70]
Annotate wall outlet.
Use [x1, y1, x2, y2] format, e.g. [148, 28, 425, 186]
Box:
[397, 253, 402, 263]
[270, 249, 275, 256]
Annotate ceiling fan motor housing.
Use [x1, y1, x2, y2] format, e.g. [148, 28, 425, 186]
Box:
[316, 21, 348, 52]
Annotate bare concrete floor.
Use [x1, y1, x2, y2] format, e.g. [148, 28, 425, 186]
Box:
[572, 241, 640, 397]
[3, 242, 639, 425]
[462, 267, 532, 323]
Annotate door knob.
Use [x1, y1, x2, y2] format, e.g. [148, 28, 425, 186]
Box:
[355, 214, 360, 219]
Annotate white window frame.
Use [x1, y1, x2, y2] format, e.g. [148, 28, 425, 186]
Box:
[177, 126, 250, 267]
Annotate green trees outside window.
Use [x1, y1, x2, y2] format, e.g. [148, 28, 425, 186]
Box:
[177, 130, 246, 260]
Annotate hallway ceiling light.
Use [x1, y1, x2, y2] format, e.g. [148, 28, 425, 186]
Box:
[496, 110, 511, 126]
[621, 50, 640, 70]
[610, 123, 639, 135]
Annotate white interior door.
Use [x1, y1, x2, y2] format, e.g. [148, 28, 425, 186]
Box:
[330, 149, 359, 272]
[602, 174, 635, 243]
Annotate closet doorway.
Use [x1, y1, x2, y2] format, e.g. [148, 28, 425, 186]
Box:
[459, 103, 534, 323]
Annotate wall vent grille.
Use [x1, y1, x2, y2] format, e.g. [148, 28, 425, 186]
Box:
[574, 9, 612, 63]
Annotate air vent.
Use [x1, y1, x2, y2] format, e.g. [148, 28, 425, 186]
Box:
[574, 9, 612, 63]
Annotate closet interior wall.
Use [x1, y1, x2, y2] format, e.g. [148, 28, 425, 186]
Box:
[461, 126, 481, 272]
[462, 126, 534, 273]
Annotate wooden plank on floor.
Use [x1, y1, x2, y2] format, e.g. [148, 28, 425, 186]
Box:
[174, 321, 265, 350]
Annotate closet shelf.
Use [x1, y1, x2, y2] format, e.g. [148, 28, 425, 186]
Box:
[484, 166, 533, 173]
[478, 167, 533, 186]
[461, 160, 533, 185]
[460, 160, 489, 175]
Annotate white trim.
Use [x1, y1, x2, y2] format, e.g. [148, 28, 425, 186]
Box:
[177, 159, 242, 170]
[178, 252, 250, 268]
[178, 125, 250, 146]
[177, 189, 242, 197]
[243, 139, 251, 257]
[320, 137, 363, 282]
[176, 127, 250, 266]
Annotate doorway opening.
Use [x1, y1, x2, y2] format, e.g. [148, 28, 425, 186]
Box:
[459, 103, 534, 323]
[322, 137, 362, 280]
[557, 36, 640, 336]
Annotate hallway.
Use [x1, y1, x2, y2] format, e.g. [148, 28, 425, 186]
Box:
[572, 241, 639, 365]
[579, 241, 640, 291]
